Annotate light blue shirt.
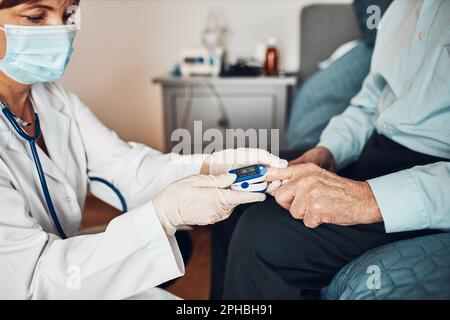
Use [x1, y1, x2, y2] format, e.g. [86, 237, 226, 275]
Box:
[318, 0, 450, 233]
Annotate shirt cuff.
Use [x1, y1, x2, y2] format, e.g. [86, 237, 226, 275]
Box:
[128, 201, 185, 284]
[368, 170, 429, 233]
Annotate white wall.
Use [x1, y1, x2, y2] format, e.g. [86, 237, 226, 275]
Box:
[60, 0, 350, 151]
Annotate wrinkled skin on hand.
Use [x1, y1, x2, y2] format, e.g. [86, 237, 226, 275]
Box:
[267, 163, 382, 228]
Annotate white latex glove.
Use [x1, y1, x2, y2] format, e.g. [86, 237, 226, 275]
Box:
[153, 173, 266, 235]
[204, 148, 288, 196]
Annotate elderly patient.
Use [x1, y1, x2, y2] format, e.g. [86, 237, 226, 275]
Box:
[213, 0, 450, 299]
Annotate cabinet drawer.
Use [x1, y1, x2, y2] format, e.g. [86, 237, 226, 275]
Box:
[156, 77, 296, 152]
[173, 94, 276, 131]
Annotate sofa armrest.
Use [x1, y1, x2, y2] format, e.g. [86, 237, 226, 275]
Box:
[322, 233, 450, 300]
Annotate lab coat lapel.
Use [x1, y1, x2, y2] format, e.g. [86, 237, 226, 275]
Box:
[0, 113, 40, 173]
[31, 84, 71, 182]
[0, 123, 32, 168]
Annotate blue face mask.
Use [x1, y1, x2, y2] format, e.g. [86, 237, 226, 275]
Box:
[0, 24, 77, 85]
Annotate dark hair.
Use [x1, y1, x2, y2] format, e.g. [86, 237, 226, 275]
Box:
[0, 0, 79, 10]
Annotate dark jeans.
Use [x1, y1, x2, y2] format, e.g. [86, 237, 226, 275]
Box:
[211, 133, 446, 299]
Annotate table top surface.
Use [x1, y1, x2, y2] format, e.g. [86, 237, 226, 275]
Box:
[153, 75, 297, 86]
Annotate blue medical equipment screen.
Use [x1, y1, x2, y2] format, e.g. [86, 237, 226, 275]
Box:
[236, 165, 258, 178]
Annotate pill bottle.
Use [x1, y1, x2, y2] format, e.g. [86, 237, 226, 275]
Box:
[264, 37, 279, 76]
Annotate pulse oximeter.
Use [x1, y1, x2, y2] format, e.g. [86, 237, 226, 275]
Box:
[229, 164, 268, 192]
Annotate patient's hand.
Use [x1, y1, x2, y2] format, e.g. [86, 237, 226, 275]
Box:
[289, 147, 336, 172]
[266, 163, 382, 228]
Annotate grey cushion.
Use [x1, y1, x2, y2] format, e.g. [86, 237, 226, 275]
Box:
[322, 233, 450, 300]
[287, 42, 373, 150]
[299, 4, 362, 81]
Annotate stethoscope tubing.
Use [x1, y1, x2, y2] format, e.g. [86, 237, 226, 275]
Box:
[28, 139, 68, 238]
[88, 176, 128, 213]
[2, 106, 68, 238]
[1, 101, 127, 239]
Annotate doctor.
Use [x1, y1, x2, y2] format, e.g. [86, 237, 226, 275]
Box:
[0, 0, 286, 299]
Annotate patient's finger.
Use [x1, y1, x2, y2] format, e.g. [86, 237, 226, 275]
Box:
[266, 180, 282, 196]
[273, 182, 297, 210]
[289, 192, 307, 220]
[266, 167, 296, 181]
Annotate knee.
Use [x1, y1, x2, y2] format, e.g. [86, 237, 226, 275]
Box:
[229, 199, 282, 251]
[227, 198, 312, 266]
[224, 199, 319, 299]
[224, 199, 286, 294]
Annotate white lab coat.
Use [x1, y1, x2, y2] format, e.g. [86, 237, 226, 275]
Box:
[0, 82, 204, 299]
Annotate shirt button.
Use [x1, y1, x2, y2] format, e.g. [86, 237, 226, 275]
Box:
[66, 197, 72, 203]
[418, 31, 425, 41]
[404, 80, 411, 89]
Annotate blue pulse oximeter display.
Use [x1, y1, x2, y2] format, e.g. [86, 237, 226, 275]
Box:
[229, 164, 268, 192]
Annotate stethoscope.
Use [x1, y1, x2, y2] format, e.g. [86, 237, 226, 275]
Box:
[1, 99, 127, 239]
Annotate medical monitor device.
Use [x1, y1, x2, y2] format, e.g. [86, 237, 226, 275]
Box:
[229, 164, 268, 192]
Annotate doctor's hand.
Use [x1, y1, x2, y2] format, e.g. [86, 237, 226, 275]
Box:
[201, 148, 288, 195]
[266, 163, 382, 229]
[153, 173, 266, 235]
